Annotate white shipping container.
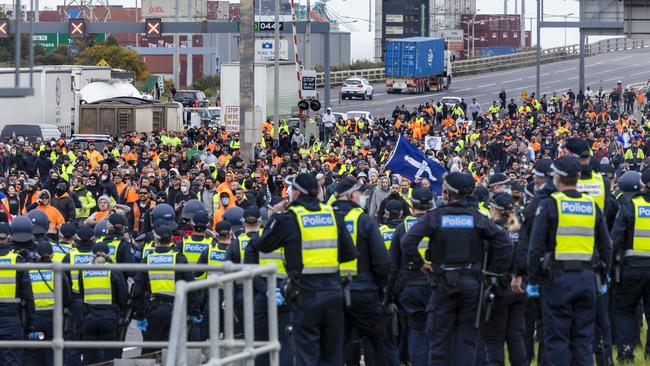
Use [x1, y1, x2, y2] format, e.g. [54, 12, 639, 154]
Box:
[220, 62, 300, 139]
[0, 66, 111, 136]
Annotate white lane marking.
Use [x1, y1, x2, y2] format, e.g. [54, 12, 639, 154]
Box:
[567, 76, 578, 80]
[543, 80, 563, 84]
[477, 83, 496, 88]
[586, 62, 604, 68]
[554, 68, 575, 73]
[502, 78, 523, 83]
[611, 56, 633, 61]
[528, 73, 550, 78]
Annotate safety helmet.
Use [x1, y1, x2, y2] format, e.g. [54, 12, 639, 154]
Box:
[181, 199, 204, 220]
[94, 220, 108, 239]
[10, 216, 34, 242]
[223, 206, 244, 227]
[619, 171, 642, 193]
[27, 209, 50, 235]
[151, 203, 178, 231]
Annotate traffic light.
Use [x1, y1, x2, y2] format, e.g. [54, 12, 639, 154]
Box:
[298, 99, 322, 112]
[0, 18, 8, 38]
[298, 100, 309, 111]
[146, 18, 162, 38]
[69, 18, 85, 38]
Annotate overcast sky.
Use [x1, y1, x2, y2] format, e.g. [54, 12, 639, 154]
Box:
[35, 0, 601, 61]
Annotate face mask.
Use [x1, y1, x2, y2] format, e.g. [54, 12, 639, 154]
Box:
[357, 195, 367, 208]
[181, 186, 188, 193]
[221, 197, 230, 206]
[503, 187, 512, 195]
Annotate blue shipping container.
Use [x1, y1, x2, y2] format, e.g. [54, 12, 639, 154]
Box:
[384, 37, 445, 78]
[479, 46, 517, 57]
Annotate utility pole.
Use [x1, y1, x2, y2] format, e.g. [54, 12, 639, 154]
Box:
[273, 0, 280, 139]
[174, 0, 180, 87]
[305, 0, 311, 68]
[240, 0, 255, 163]
[520, 0, 525, 48]
[536, 0, 541, 97]
[504, 0, 507, 15]
[187, 0, 193, 86]
[368, 0, 371, 32]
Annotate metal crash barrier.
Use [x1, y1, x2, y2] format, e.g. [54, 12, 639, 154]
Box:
[0, 261, 280, 366]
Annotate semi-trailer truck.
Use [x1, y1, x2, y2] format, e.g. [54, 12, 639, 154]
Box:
[385, 37, 453, 94]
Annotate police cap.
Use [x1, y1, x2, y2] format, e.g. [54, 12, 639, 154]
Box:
[285, 173, 319, 197]
[444, 172, 475, 196]
[642, 168, 650, 186]
[490, 192, 515, 211]
[37, 242, 53, 257]
[215, 221, 232, 235]
[93, 220, 108, 238]
[410, 187, 434, 205]
[532, 158, 553, 177]
[10, 216, 33, 242]
[181, 199, 205, 220]
[619, 171, 642, 193]
[153, 224, 172, 241]
[385, 199, 403, 213]
[76, 225, 95, 242]
[551, 156, 581, 178]
[243, 206, 261, 224]
[487, 173, 511, 188]
[0, 223, 11, 240]
[108, 214, 127, 228]
[474, 185, 489, 201]
[223, 207, 244, 227]
[192, 211, 210, 227]
[92, 242, 110, 256]
[564, 138, 591, 158]
[60, 222, 77, 238]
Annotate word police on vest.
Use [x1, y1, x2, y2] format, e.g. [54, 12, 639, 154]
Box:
[30, 271, 53, 282]
[560, 201, 594, 215]
[345, 221, 354, 234]
[74, 254, 95, 264]
[185, 243, 209, 253]
[83, 270, 110, 278]
[149, 254, 175, 264]
[301, 214, 334, 228]
[383, 231, 394, 241]
[638, 206, 650, 218]
[210, 251, 226, 262]
[441, 215, 475, 228]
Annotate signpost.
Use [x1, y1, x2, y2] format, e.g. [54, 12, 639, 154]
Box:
[301, 69, 317, 98]
[0, 19, 8, 38]
[69, 19, 85, 38]
[146, 18, 162, 38]
[225, 105, 240, 133]
[254, 39, 288, 62]
[33, 33, 106, 53]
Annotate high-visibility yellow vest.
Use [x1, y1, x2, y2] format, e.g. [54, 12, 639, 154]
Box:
[259, 243, 287, 278]
[340, 207, 364, 277]
[142, 241, 156, 262]
[0, 252, 18, 303]
[478, 202, 492, 218]
[289, 204, 339, 275]
[404, 216, 431, 264]
[629, 196, 650, 257]
[70, 249, 95, 293]
[624, 148, 645, 161]
[552, 191, 596, 261]
[182, 236, 212, 264]
[237, 232, 253, 264]
[82, 269, 112, 305]
[29, 269, 55, 310]
[197, 191, 220, 216]
[577, 172, 606, 210]
[51, 242, 71, 263]
[104, 238, 121, 263]
[208, 244, 227, 266]
[379, 224, 396, 250]
[147, 252, 176, 296]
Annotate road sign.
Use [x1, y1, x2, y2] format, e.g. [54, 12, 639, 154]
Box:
[97, 59, 110, 67]
[255, 21, 283, 32]
[33, 33, 106, 53]
[301, 69, 317, 98]
[0, 18, 8, 39]
[225, 105, 240, 133]
[69, 18, 85, 38]
[254, 39, 289, 62]
[146, 18, 162, 38]
[521, 90, 528, 100]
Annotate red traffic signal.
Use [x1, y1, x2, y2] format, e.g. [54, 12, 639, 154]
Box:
[146, 18, 162, 38]
[0, 18, 8, 38]
[69, 18, 85, 38]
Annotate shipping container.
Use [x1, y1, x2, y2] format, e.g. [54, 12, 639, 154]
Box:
[479, 46, 517, 57]
[385, 37, 445, 78]
[79, 100, 181, 134]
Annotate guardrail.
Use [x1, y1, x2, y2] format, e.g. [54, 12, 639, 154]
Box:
[0, 261, 280, 366]
[316, 38, 649, 88]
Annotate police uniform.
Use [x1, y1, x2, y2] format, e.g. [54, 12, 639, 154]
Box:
[610, 168, 650, 363]
[257, 173, 356, 366]
[99, 214, 135, 265]
[132, 225, 199, 356]
[78, 241, 128, 364]
[386, 189, 436, 366]
[332, 178, 398, 366]
[528, 156, 612, 365]
[26, 240, 72, 366]
[0, 219, 35, 365]
[401, 173, 513, 366]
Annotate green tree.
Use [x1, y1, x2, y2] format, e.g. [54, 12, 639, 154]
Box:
[75, 45, 148, 80]
[190, 74, 220, 96]
[35, 45, 75, 65]
[105, 34, 119, 47]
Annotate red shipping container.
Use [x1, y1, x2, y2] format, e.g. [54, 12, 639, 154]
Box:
[207, 1, 219, 20]
[229, 4, 240, 21]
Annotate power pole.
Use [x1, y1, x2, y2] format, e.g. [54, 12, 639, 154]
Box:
[273, 0, 280, 138]
[504, 0, 507, 15]
[240, 0, 255, 163]
[536, 0, 541, 97]
[521, 0, 525, 48]
[305, 0, 311, 69]
[174, 0, 180, 87]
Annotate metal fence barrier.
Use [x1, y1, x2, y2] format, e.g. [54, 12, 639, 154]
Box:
[316, 38, 649, 88]
[0, 261, 280, 366]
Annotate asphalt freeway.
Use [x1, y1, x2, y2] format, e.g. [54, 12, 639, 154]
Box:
[325, 48, 650, 118]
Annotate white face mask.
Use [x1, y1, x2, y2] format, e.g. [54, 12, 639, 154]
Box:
[180, 186, 188, 193]
[357, 195, 367, 208]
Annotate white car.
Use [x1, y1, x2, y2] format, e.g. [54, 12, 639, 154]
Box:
[341, 78, 374, 100]
[347, 111, 374, 125]
[440, 96, 462, 107]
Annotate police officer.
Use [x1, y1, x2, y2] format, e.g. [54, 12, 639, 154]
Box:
[26, 241, 72, 366]
[379, 200, 405, 250]
[1, 218, 35, 364]
[78, 241, 128, 364]
[528, 156, 612, 365]
[257, 173, 356, 366]
[181, 210, 215, 268]
[179, 199, 205, 236]
[481, 192, 526, 366]
[401, 173, 513, 365]
[610, 167, 650, 363]
[513, 157, 554, 366]
[150, 203, 187, 246]
[62, 224, 97, 366]
[488, 173, 512, 195]
[332, 177, 398, 366]
[132, 224, 199, 356]
[54, 223, 77, 263]
[615, 171, 642, 206]
[99, 214, 135, 265]
[473, 186, 491, 218]
[30, 210, 71, 263]
[227, 206, 262, 264]
[386, 187, 436, 366]
[243, 196, 292, 366]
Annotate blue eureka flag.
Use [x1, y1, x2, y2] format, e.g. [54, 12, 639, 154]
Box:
[385, 135, 447, 195]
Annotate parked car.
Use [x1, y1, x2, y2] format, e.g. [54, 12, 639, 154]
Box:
[68, 134, 112, 152]
[173, 90, 210, 108]
[440, 96, 462, 107]
[206, 107, 221, 128]
[341, 78, 374, 100]
[346, 111, 374, 125]
[0, 124, 62, 143]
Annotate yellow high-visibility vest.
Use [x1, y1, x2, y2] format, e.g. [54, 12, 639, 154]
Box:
[51, 242, 71, 263]
[577, 172, 606, 211]
[182, 236, 212, 264]
[82, 269, 112, 305]
[29, 269, 55, 310]
[340, 207, 364, 277]
[628, 196, 650, 257]
[404, 216, 431, 264]
[379, 224, 396, 250]
[70, 249, 95, 293]
[289, 204, 339, 275]
[552, 191, 596, 261]
[147, 252, 176, 296]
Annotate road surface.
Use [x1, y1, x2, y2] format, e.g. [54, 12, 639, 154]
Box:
[323, 48, 650, 117]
